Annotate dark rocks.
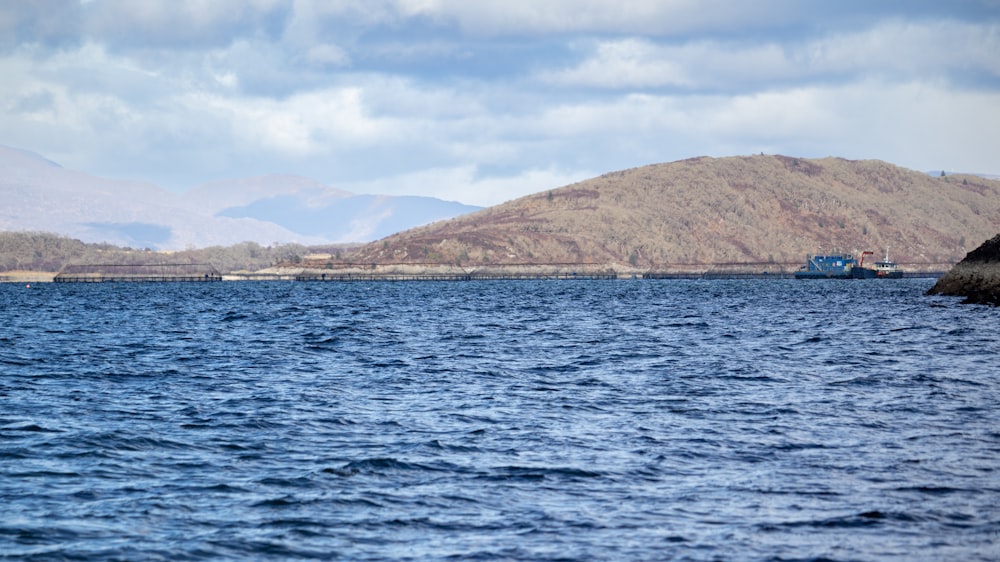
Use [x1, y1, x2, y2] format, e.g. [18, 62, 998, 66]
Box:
[927, 234, 1000, 306]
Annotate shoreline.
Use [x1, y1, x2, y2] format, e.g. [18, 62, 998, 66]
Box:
[3, 267, 946, 283]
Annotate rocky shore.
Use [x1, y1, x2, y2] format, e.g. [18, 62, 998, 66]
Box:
[927, 234, 1000, 306]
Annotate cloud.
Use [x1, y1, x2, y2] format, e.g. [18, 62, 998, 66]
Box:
[337, 165, 594, 206]
[302, 43, 351, 67]
[392, 0, 793, 36]
[189, 87, 395, 155]
[541, 20, 1000, 91]
[0, 1, 997, 208]
[82, 0, 289, 49]
[507, 77, 1000, 175]
[10, 90, 56, 114]
[5, 1, 993, 54]
[0, 0, 83, 50]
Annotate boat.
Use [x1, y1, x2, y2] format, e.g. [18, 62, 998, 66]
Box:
[794, 253, 861, 279]
[871, 248, 903, 278]
[794, 249, 903, 279]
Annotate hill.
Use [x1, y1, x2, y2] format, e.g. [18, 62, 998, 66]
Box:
[0, 145, 480, 250]
[187, 175, 480, 243]
[345, 155, 1000, 272]
[0, 146, 308, 249]
[0, 231, 318, 275]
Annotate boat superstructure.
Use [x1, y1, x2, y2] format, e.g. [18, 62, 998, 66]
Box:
[872, 248, 903, 278]
[794, 253, 860, 279]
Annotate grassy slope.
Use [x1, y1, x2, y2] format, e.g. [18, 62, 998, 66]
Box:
[347, 155, 1000, 270]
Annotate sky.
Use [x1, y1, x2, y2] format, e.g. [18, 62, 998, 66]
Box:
[1, 1, 999, 206]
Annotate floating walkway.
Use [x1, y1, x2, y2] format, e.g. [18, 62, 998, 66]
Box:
[643, 271, 795, 280]
[36, 263, 942, 283]
[296, 272, 618, 282]
[54, 263, 222, 283]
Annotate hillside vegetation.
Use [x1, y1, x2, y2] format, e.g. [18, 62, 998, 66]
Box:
[6, 156, 998, 277]
[347, 155, 1000, 271]
[0, 231, 325, 273]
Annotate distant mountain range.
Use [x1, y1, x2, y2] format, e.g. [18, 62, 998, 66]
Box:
[0, 145, 480, 250]
[348, 155, 1000, 269]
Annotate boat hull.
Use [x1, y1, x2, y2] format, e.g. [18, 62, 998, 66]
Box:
[794, 270, 853, 279]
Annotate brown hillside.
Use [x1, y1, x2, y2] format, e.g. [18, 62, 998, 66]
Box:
[347, 155, 1000, 271]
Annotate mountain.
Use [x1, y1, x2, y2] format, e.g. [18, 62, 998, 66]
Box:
[0, 145, 305, 249]
[0, 146, 480, 249]
[203, 188, 480, 243]
[347, 155, 1000, 270]
[185, 174, 354, 213]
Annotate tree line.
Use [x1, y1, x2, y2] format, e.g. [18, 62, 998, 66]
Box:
[0, 231, 335, 273]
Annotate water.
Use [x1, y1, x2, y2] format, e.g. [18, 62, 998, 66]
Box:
[1, 279, 998, 561]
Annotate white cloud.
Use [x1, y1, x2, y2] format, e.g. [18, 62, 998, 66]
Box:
[391, 0, 788, 36]
[0, 44, 141, 139]
[82, 0, 287, 46]
[303, 43, 351, 67]
[337, 165, 594, 206]
[0, 1, 998, 209]
[545, 39, 693, 88]
[803, 80, 1000, 173]
[462, 167, 596, 205]
[701, 88, 843, 141]
[489, 77, 1000, 180]
[183, 87, 396, 156]
[542, 21, 1000, 91]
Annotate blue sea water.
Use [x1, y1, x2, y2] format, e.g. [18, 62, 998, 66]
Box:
[1, 279, 999, 561]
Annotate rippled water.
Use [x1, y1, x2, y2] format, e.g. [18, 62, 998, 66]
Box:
[2, 279, 999, 561]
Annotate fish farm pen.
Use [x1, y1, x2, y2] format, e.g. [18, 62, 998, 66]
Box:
[643, 272, 796, 279]
[295, 272, 619, 282]
[54, 263, 222, 283]
[36, 262, 945, 284]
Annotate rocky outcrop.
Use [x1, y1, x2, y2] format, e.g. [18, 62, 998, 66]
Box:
[927, 234, 1000, 305]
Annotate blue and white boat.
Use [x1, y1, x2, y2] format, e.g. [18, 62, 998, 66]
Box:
[794, 253, 860, 279]
[794, 249, 903, 279]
